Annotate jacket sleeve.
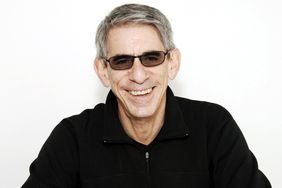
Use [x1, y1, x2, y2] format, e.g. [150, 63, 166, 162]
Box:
[209, 106, 271, 188]
[22, 120, 79, 188]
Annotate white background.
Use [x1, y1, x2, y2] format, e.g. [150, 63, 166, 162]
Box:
[0, 0, 281, 187]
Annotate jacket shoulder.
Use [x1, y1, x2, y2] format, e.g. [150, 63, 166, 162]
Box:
[175, 96, 232, 120]
[56, 103, 106, 137]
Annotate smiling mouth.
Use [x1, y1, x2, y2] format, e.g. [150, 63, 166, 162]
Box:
[128, 88, 153, 96]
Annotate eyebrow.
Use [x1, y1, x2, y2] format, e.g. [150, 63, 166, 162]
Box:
[109, 50, 164, 57]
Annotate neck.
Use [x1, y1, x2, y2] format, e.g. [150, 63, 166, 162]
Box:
[118, 96, 166, 146]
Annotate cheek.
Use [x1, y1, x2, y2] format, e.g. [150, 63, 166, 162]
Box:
[156, 66, 169, 82]
[108, 71, 127, 89]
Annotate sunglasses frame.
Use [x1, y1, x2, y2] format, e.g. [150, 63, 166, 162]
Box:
[104, 50, 169, 70]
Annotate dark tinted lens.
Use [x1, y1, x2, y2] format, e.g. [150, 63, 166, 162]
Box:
[109, 55, 134, 70]
[140, 51, 165, 67]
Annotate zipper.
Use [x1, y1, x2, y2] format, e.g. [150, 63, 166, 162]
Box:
[145, 151, 151, 188]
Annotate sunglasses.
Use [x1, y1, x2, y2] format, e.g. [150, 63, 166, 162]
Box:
[104, 50, 169, 70]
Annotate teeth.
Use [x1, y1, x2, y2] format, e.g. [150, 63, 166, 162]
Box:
[128, 88, 152, 96]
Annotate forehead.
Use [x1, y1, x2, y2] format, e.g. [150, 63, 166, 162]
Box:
[106, 24, 165, 56]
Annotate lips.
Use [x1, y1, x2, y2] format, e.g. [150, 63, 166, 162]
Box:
[128, 88, 153, 96]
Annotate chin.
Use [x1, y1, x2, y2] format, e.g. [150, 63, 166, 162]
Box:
[127, 104, 158, 119]
[130, 112, 155, 119]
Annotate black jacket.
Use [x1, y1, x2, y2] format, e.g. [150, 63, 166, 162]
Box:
[22, 87, 271, 188]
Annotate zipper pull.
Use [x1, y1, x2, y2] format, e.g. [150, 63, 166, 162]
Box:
[145, 151, 150, 171]
[145, 151, 149, 160]
[145, 151, 150, 173]
[145, 151, 151, 186]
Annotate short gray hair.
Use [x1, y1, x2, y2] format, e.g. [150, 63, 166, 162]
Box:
[95, 4, 175, 58]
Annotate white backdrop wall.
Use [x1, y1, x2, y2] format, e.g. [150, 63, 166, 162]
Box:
[0, 0, 281, 187]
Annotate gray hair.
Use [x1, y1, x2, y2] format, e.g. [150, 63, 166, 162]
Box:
[95, 4, 175, 58]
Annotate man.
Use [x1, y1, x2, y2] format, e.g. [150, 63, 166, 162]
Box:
[22, 4, 271, 188]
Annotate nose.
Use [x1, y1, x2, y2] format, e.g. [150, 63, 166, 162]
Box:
[128, 57, 149, 84]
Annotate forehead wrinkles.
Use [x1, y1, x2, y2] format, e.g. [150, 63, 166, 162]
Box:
[106, 24, 164, 56]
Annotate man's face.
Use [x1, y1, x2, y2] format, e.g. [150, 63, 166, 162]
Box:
[96, 24, 180, 120]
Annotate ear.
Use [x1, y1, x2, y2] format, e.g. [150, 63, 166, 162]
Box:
[167, 48, 181, 80]
[94, 57, 111, 87]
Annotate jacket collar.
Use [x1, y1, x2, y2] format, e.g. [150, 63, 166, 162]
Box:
[102, 86, 189, 144]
